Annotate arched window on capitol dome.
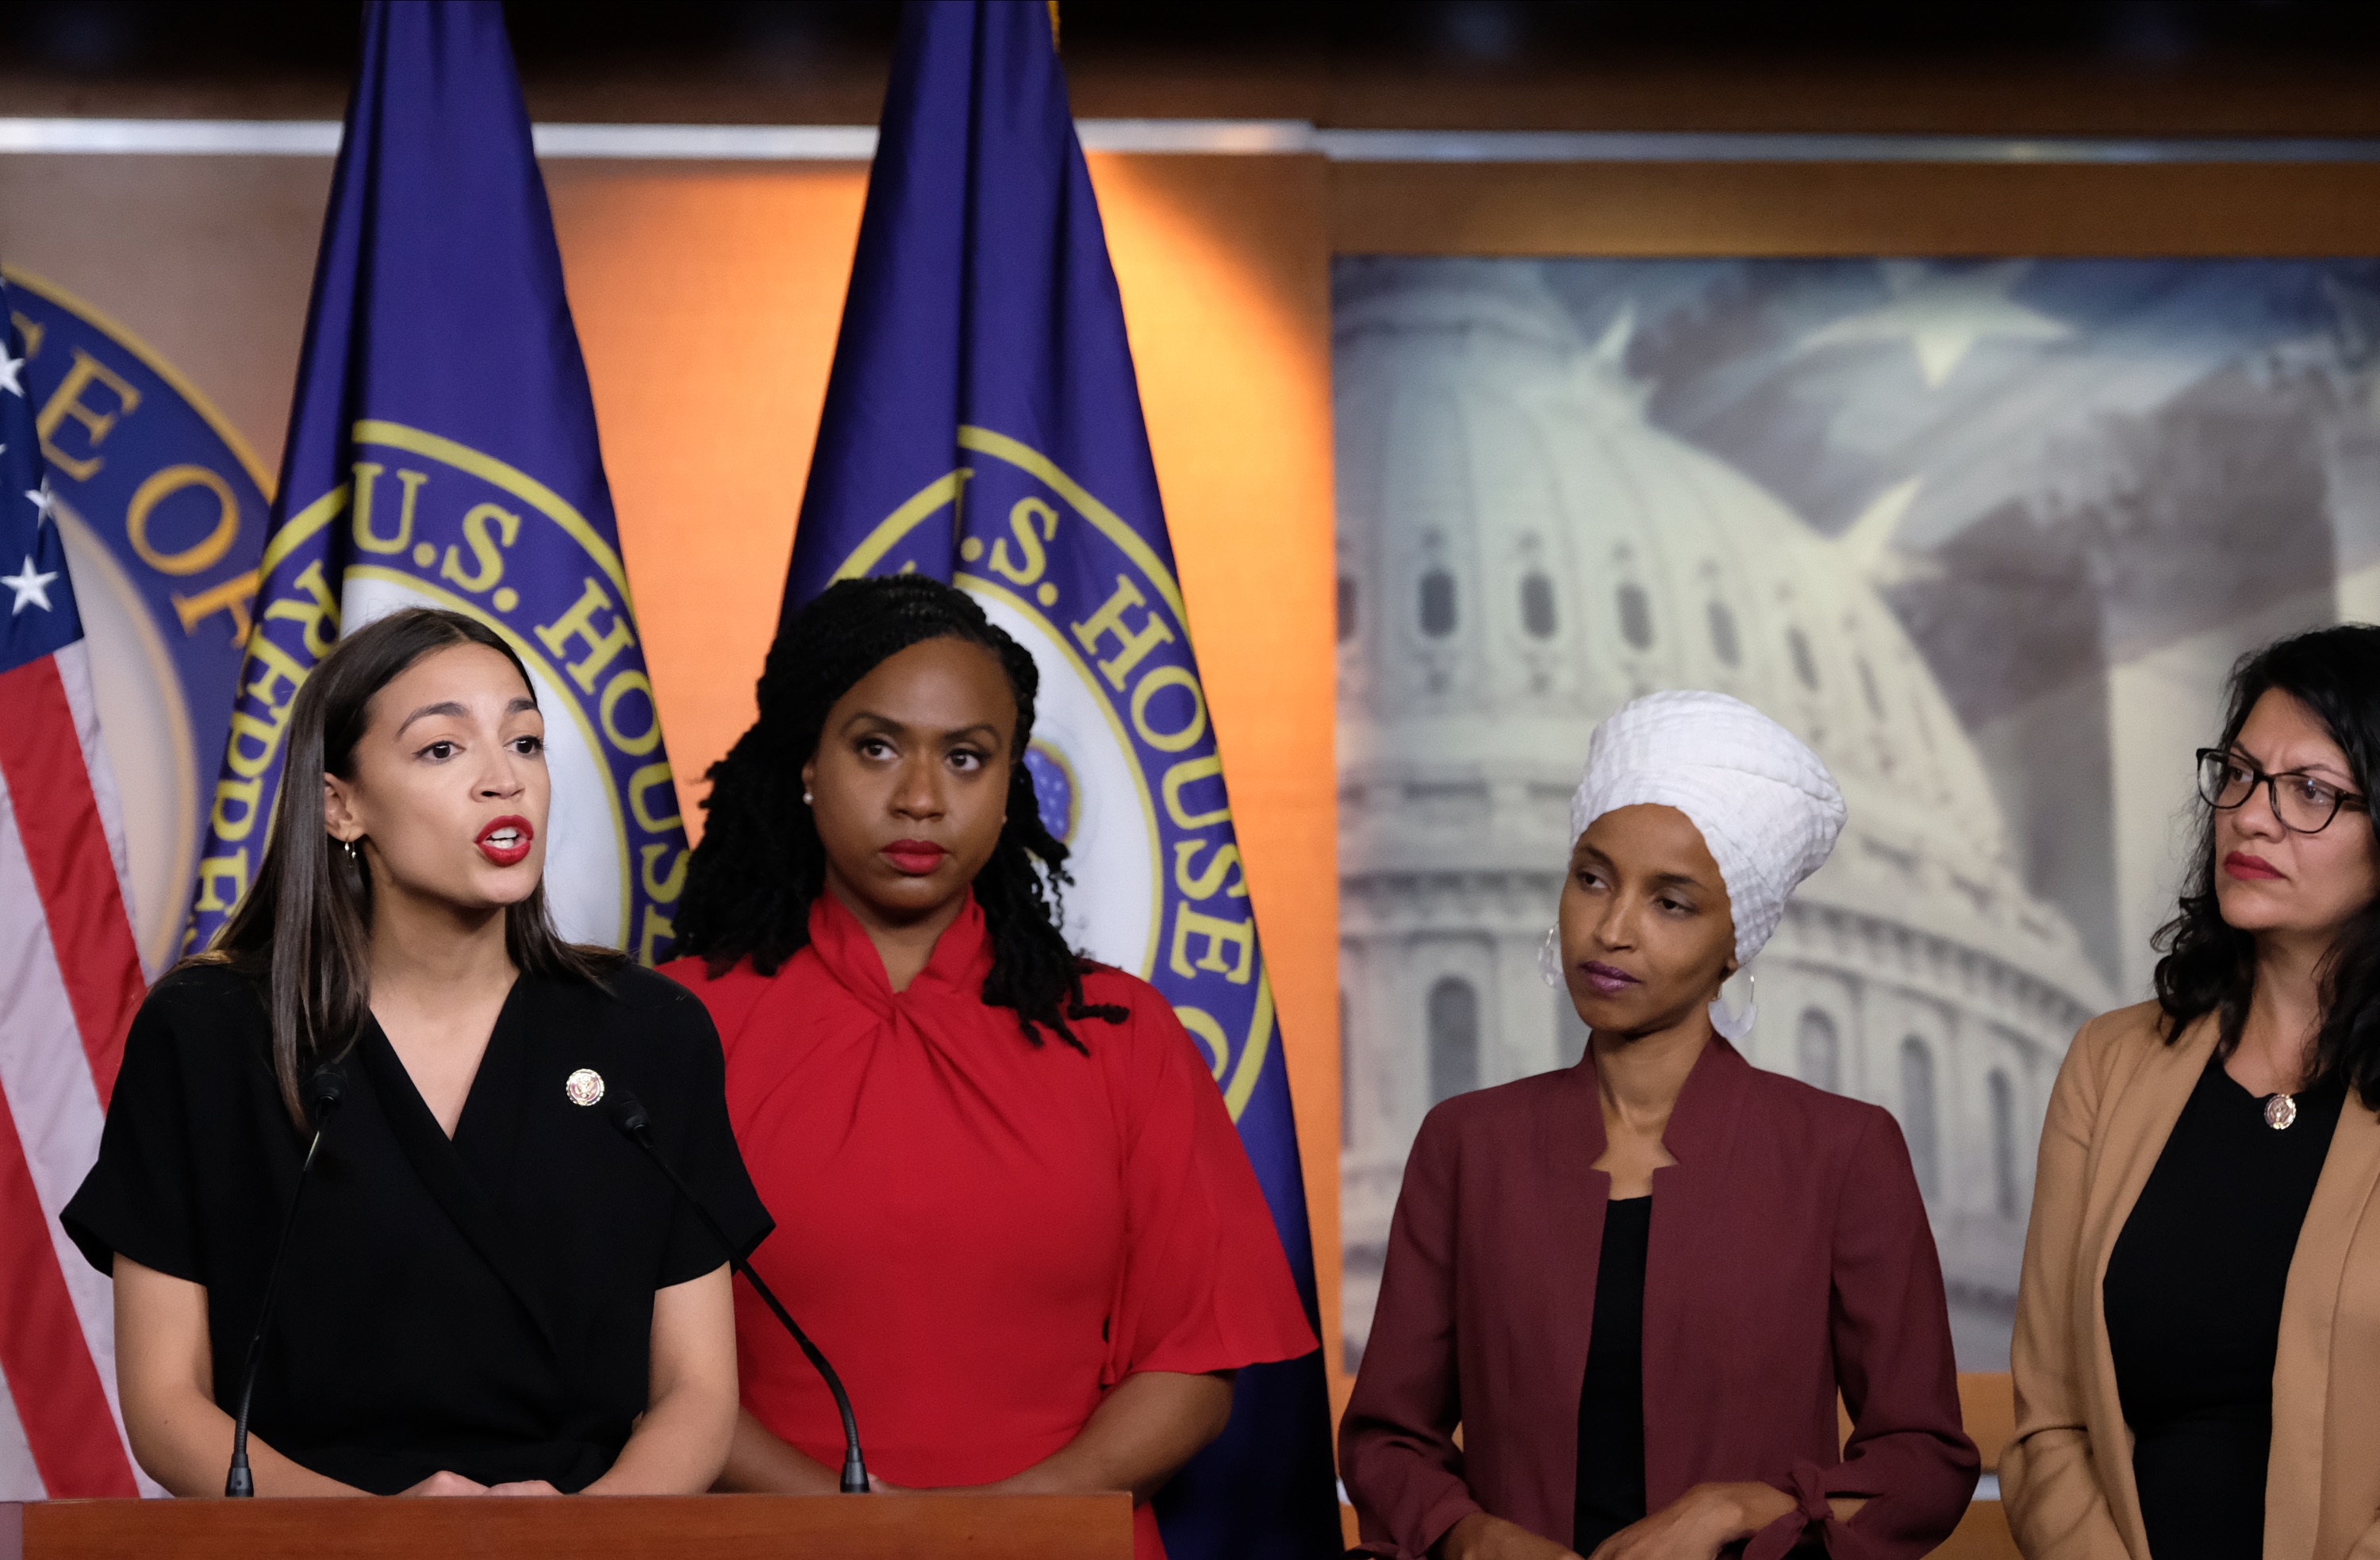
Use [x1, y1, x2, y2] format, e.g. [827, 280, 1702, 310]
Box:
[1427, 976, 1480, 1105]
[1857, 656, 1887, 721]
[1901, 1037, 1941, 1202]
[1616, 582, 1654, 650]
[1520, 571, 1558, 639]
[1419, 567, 1457, 637]
[1988, 1067, 2020, 1219]
[1706, 601, 1741, 667]
[1795, 1009, 1841, 1093]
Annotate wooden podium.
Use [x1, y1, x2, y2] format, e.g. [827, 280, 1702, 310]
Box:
[0, 1493, 1134, 1558]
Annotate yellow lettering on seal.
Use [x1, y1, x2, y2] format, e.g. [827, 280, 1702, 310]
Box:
[1169, 906, 1256, 985]
[536, 578, 637, 694]
[191, 851, 249, 914]
[126, 464, 240, 575]
[263, 559, 342, 657]
[351, 462, 428, 555]
[440, 501, 522, 594]
[172, 569, 259, 646]
[36, 349, 140, 480]
[989, 498, 1057, 587]
[1070, 574, 1177, 690]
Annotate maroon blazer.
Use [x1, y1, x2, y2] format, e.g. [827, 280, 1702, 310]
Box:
[1340, 1038, 1976, 1559]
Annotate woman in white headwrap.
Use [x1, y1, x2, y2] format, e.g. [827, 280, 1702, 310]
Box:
[1341, 691, 1977, 1560]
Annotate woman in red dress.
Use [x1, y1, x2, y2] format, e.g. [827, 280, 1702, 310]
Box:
[662, 575, 1315, 1555]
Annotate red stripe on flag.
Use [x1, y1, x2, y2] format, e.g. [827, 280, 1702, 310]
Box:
[0, 655, 144, 1106]
[0, 1083, 136, 1496]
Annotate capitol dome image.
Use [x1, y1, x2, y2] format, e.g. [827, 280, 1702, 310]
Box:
[1333, 259, 2113, 1370]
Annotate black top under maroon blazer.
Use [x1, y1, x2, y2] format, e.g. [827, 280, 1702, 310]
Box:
[1340, 1037, 1978, 1560]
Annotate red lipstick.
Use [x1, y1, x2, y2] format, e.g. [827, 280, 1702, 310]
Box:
[2224, 851, 2283, 882]
[476, 815, 533, 867]
[883, 838, 949, 876]
[1580, 961, 1640, 998]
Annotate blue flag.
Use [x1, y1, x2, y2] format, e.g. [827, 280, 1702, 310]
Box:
[783, 5, 1340, 1555]
[0, 302, 79, 671]
[186, 0, 689, 962]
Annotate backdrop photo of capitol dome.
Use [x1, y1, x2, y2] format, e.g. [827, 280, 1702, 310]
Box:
[1334, 255, 2380, 1372]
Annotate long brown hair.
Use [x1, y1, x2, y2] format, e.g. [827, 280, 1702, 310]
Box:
[2154, 624, 2380, 1108]
[201, 607, 615, 1128]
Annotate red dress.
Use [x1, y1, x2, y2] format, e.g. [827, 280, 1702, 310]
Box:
[662, 892, 1316, 1558]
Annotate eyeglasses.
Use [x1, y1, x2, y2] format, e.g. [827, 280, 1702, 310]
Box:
[2196, 748, 2368, 835]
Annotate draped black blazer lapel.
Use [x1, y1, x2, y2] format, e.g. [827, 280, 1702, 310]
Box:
[355, 1010, 563, 1358]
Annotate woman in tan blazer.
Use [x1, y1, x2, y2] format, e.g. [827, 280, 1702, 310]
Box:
[2006, 624, 2380, 1560]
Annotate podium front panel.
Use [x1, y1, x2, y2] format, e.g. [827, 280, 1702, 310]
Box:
[5, 1492, 1133, 1559]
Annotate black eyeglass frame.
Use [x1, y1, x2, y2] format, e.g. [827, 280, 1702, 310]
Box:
[2195, 747, 2370, 835]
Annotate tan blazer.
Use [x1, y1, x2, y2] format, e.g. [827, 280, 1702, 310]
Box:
[2003, 1001, 2380, 1560]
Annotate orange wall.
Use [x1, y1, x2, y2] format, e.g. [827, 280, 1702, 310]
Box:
[547, 153, 1345, 1401]
[1092, 152, 1342, 1408]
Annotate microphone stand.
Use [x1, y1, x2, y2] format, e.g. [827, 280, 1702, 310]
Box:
[608, 1092, 869, 1493]
[226, 1068, 344, 1497]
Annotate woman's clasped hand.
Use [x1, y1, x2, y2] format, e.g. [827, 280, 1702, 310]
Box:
[1444, 1482, 1860, 1560]
[1423, 1459, 1872, 1560]
[399, 1472, 562, 1497]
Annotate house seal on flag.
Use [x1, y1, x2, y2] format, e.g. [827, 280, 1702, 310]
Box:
[182, 1, 690, 968]
[833, 425, 1276, 1119]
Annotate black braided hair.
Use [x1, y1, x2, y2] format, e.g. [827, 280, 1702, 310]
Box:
[674, 574, 1128, 1052]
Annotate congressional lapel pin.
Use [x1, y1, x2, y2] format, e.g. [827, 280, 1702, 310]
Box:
[565, 1068, 605, 1108]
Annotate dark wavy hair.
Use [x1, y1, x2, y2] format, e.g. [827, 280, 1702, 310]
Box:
[2152, 623, 2380, 1107]
[201, 608, 616, 1128]
[672, 574, 1125, 1052]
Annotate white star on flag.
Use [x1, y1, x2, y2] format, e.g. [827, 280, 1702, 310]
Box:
[0, 347, 21, 398]
[1796, 259, 2072, 390]
[1, 555, 56, 614]
[25, 482, 53, 521]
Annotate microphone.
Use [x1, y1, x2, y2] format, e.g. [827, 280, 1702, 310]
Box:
[225, 1066, 346, 1497]
[606, 1089, 869, 1494]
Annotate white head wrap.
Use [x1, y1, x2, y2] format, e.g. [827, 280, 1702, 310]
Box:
[1565, 690, 1846, 970]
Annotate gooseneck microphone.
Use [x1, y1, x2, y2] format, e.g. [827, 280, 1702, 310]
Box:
[225, 1066, 346, 1497]
[606, 1089, 869, 1494]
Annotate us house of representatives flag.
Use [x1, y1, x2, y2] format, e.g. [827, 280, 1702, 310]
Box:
[781, 4, 1341, 1554]
[186, 0, 689, 962]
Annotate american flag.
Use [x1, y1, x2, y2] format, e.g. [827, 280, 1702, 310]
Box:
[0, 277, 147, 1497]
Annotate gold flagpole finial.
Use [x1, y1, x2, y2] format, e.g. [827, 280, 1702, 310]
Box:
[1047, 1, 1060, 50]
